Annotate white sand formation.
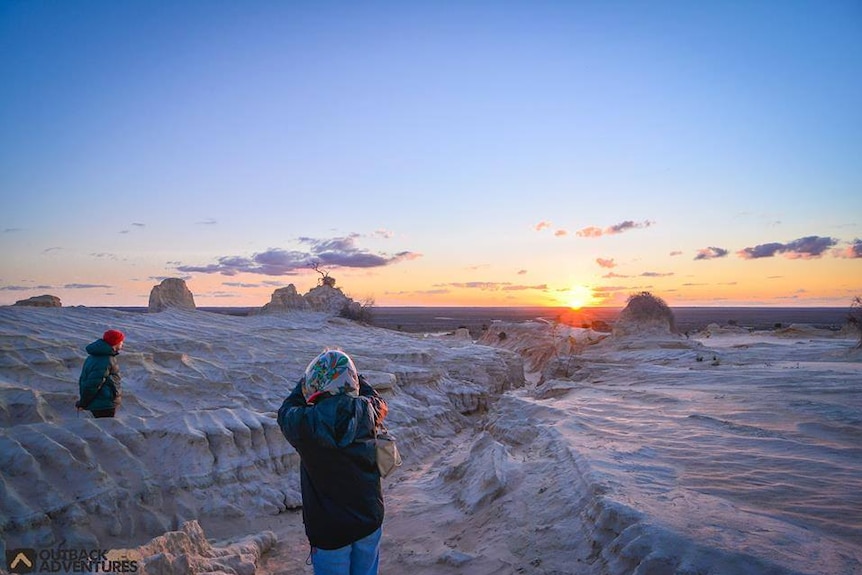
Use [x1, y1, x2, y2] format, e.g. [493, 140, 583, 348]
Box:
[148, 279, 196, 313]
[119, 520, 276, 575]
[0, 306, 522, 573]
[258, 276, 362, 317]
[1, 302, 860, 575]
[259, 285, 310, 312]
[12, 294, 62, 308]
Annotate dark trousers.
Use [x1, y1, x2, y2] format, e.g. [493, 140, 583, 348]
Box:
[92, 409, 115, 418]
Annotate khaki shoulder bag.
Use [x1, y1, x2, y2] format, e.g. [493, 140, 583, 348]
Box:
[375, 427, 402, 478]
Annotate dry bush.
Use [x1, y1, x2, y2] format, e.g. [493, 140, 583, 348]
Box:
[849, 296, 862, 349]
[340, 296, 375, 324]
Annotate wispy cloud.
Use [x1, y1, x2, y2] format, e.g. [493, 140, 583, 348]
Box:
[609, 220, 654, 234]
[385, 288, 451, 296]
[669, 250, 683, 257]
[534, 221, 552, 232]
[596, 258, 616, 269]
[602, 272, 631, 278]
[738, 236, 837, 259]
[576, 220, 654, 238]
[0, 284, 54, 291]
[121, 223, 146, 233]
[640, 271, 674, 278]
[517, 269, 527, 275]
[441, 282, 504, 291]
[695, 247, 729, 260]
[435, 282, 547, 292]
[64, 283, 112, 289]
[554, 229, 568, 237]
[149, 275, 192, 282]
[177, 234, 421, 276]
[594, 285, 637, 293]
[197, 218, 218, 225]
[503, 284, 548, 291]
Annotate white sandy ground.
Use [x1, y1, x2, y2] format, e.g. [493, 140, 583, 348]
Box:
[0, 307, 860, 575]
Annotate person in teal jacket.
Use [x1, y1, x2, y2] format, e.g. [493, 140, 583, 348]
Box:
[77, 329, 125, 418]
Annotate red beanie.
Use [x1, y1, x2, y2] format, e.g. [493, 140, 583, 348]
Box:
[103, 329, 125, 346]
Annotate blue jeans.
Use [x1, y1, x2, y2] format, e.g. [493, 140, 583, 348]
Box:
[311, 527, 381, 575]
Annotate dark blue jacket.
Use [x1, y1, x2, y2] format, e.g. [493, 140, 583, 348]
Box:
[77, 339, 121, 412]
[278, 376, 385, 550]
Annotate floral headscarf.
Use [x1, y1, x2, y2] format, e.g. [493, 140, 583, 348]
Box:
[302, 349, 360, 402]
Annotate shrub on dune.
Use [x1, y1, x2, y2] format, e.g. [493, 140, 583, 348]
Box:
[614, 291, 677, 336]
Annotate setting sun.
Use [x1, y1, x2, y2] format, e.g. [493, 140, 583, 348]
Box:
[563, 285, 595, 310]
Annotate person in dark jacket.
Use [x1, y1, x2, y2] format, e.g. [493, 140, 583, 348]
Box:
[278, 349, 388, 575]
[77, 329, 124, 418]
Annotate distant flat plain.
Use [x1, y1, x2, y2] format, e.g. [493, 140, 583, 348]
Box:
[367, 306, 851, 337]
[110, 306, 851, 339]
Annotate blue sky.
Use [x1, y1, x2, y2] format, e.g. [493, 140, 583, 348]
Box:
[1, 1, 860, 308]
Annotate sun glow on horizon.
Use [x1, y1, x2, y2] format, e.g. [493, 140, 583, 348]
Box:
[563, 285, 597, 310]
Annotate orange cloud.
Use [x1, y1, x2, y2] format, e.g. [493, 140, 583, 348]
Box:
[577, 220, 654, 238]
[834, 239, 862, 258]
[576, 226, 603, 238]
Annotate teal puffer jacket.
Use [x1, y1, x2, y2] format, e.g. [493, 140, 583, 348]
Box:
[77, 339, 121, 412]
